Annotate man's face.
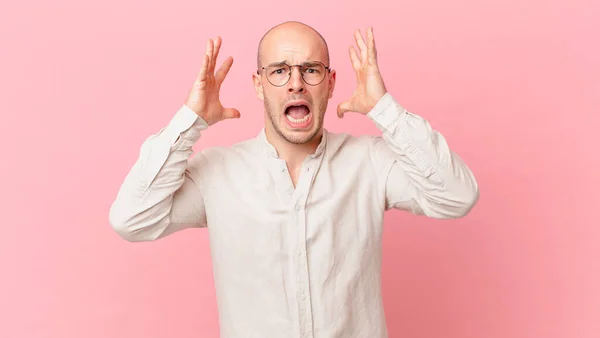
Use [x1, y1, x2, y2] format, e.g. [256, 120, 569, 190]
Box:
[253, 29, 336, 145]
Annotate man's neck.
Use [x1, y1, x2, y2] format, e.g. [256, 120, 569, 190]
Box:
[265, 128, 322, 170]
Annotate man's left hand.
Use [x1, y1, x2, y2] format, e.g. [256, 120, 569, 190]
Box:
[337, 27, 388, 118]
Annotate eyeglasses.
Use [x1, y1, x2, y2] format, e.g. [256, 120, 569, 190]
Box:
[257, 61, 331, 87]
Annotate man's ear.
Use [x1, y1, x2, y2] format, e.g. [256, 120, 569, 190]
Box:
[328, 69, 336, 99]
[253, 71, 264, 101]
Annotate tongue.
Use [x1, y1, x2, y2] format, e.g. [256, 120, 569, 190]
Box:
[287, 106, 309, 119]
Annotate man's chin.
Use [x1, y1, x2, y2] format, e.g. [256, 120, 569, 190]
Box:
[281, 127, 321, 145]
[266, 109, 322, 145]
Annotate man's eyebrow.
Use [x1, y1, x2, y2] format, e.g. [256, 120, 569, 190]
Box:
[266, 61, 288, 67]
[303, 61, 323, 66]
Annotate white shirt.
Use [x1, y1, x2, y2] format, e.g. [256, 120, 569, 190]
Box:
[109, 92, 479, 338]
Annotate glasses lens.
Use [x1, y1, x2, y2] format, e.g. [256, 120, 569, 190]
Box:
[266, 64, 291, 86]
[301, 62, 326, 85]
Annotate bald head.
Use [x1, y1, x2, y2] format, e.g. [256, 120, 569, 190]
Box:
[257, 21, 330, 69]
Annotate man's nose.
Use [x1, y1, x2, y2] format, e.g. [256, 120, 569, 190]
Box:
[287, 66, 305, 93]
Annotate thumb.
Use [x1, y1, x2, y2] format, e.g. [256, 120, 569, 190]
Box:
[222, 107, 241, 120]
[337, 100, 353, 118]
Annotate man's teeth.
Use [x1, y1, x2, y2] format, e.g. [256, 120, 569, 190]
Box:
[285, 113, 310, 124]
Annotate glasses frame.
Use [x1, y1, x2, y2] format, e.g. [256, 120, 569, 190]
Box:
[257, 60, 332, 87]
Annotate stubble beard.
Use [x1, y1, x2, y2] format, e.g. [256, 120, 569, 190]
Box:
[264, 96, 327, 145]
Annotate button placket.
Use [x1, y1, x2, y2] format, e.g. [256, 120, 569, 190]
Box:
[291, 154, 325, 338]
[294, 167, 315, 338]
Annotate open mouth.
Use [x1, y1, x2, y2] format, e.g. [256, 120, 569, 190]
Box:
[284, 104, 311, 126]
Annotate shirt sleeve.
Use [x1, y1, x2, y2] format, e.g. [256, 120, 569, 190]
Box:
[108, 104, 211, 241]
[367, 93, 479, 219]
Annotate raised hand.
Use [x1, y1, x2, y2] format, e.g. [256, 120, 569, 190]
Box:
[185, 37, 240, 126]
[337, 27, 387, 118]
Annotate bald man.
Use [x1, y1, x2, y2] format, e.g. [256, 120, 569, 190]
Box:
[109, 21, 479, 338]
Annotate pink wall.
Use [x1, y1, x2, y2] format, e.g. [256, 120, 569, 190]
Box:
[1, 0, 598, 337]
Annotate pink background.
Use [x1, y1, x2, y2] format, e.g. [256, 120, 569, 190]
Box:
[1, 0, 598, 337]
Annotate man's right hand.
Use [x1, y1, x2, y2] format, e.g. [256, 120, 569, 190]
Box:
[185, 37, 240, 126]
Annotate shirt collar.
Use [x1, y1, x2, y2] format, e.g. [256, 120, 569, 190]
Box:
[257, 128, 328, 159]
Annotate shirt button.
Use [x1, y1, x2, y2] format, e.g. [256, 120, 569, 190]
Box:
[280, 167, 285, 172]
[295, 205, 301, 211]
[305, 167, 310, 171]
[301, 294, 306, 300]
